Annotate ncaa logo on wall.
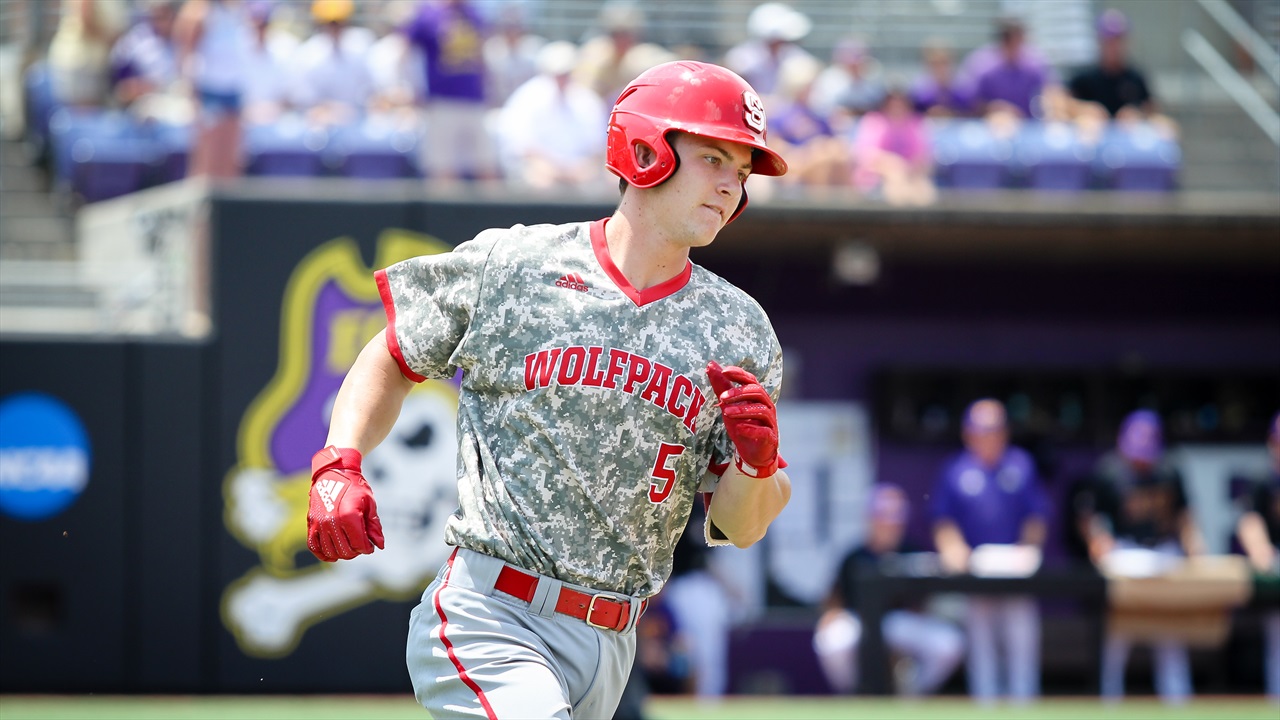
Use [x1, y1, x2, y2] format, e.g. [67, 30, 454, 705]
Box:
[0, 392, 91, 521]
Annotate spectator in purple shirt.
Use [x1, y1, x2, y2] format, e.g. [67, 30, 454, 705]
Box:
[109, 0, 180, 111]
[766, 54, 851, 187]
[403, 0, 498, 180]
[932, 399, 1049, 704]
[909, 40, 973, 117]
[957, 15, 1060, 121]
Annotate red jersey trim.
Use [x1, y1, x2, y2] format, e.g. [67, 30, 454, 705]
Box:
[375, 268, 427, 383]
[589, 218, 692, 307]
[436, 548, 498, 720]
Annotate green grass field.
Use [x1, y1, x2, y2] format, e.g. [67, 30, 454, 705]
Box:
[2, 695, 1277, 720]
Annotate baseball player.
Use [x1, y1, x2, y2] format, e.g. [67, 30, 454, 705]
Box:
[306, 61, 792, 719]
[1234, 412, 1280, 701]
[1080, 409, 1204, 704]
[931, 398, 1050, 703]
[814, 483, 965, 696]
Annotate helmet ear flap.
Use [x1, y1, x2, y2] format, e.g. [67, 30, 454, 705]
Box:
[607, 111, 679, 189]
[629, 133, 677, 188]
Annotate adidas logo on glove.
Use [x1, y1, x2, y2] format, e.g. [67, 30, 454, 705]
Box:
[316, 478, 346, 512]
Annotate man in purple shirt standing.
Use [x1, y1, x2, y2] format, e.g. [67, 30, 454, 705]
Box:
[932, 398, 1050, 703]
[404, 0, 498, 180]
[957, 15, 1059, 119]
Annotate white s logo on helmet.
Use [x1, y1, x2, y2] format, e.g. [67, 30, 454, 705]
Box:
[742, 91, 766, 133]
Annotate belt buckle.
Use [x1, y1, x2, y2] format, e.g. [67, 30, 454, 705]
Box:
[586, 593, 617, 631]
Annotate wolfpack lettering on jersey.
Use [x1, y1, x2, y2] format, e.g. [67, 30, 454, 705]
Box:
[523, 346, 707, 433]
[376, 219, 782, 597]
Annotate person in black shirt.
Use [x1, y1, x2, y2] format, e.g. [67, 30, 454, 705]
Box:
[1234, 411, 1280, 701]
[813, 483, 964, 695]
[1078, 409, 1205, 704]
[1068, 10, 1154, 120]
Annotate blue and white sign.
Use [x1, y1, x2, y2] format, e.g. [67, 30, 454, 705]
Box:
[0, 392, 91, 521]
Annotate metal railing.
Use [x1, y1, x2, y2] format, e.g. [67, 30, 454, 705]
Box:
[1197, 0, 1280, 86]
[1183, 0, 1280, 146]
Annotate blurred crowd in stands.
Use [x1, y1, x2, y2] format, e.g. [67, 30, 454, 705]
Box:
[633, 401, 1280, 707]
[25, 0, 1184, 207]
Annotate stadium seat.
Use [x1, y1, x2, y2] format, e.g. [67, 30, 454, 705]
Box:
[244, 118, 328, 177]
[149, 121, 192, 185]
[48, 108, 157, 203]
[1096, 124, 1180, 192]
[931, 120, 1014, 190]
[1015, 122, 1095, 192]
[72, 138, 159, 203]
[326, 118, 421, 179]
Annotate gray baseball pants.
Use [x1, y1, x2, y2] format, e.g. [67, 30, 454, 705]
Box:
[407, 547, 643, 719]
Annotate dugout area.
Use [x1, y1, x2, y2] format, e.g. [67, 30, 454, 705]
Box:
[0, 182, 1277, 695]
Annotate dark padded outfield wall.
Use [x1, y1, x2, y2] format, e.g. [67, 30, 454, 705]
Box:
[0, 340, 206, 692]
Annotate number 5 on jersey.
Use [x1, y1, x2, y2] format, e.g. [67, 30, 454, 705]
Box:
[648, 442, 686, 504]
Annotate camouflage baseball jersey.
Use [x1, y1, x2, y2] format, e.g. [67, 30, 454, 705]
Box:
[375, 218, 782, 597]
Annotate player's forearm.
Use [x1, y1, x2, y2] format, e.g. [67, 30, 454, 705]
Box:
[1238, 512, 1277, 572]
[709, 467, 791, 548]
[934, 521, 971, 573]
[325, 330, 415, 454]
[1179, 512, 1206, 556]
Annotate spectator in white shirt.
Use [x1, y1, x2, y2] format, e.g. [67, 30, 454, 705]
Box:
[364, 0, 424, 117]
[290, 0, 375, 126]
[241, 0, 299, 125]
[483, 3, 545, 108]
[723, 2, 815, 101]
[496, 41, 607, 189]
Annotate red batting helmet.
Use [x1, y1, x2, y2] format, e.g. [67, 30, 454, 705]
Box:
[606, 61, 788, 222]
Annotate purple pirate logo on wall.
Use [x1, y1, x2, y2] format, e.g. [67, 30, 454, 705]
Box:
[220, 229, 461, 658]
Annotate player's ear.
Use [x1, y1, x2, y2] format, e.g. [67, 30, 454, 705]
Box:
[633, 141, 657, 170]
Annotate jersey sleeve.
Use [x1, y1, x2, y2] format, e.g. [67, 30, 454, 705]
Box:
[375, 230, 503, 382]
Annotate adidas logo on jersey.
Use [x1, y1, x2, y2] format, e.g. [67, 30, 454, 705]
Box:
[316, 478, 346, 512]
[554, 273, 590, 292]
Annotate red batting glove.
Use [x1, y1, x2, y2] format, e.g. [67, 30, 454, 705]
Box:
[307, 446, 385, 562]
[707, 361, 779, 478]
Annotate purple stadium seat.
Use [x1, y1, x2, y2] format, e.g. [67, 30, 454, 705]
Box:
[932, 120, 1013, 190]
[328, 120, 420, 179]
[49, 109, 138, 184]
[71, 138, 156, 202]
[48, 109, 156, 203]
[244, 120, 328, 177]
[151, 122, 192, 184]
[1016, 122, 1095, 192]
[1097, 125, 1180, 191]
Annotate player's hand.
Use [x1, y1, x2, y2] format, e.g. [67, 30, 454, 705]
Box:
[707, 361, 779, 478]
[307, 446, 385, 562]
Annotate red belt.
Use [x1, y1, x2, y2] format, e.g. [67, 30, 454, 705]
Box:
[494, 565, 646, 632]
